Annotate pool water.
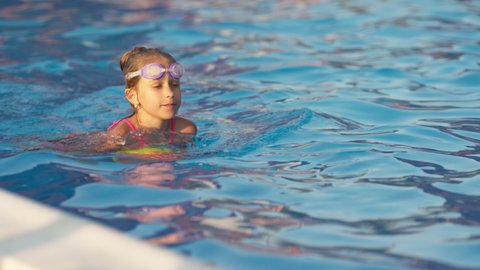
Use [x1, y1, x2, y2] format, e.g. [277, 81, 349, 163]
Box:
[1, 0, 480, 269]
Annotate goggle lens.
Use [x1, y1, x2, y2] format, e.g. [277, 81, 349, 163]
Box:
[169, 63, 185, 79]
[143, 64, 164, 78]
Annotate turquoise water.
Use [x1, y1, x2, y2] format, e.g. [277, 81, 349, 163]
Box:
[1, 0, 480, 269]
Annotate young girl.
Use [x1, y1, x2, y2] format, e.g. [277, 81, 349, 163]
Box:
[107, 47, 197, 144]
[45, 47, 195, 154]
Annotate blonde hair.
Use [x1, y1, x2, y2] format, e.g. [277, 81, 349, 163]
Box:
[119, 46, 176, 89]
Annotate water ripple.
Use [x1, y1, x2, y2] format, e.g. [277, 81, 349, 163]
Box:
[1, 0, 480, 269]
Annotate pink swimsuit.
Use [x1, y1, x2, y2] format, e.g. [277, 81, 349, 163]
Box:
[108, 117, 176, 145]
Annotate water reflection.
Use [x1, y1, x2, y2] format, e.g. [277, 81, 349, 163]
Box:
[420, 183, 480, 226]
[422, 118, 480, 145]
[0, 0, 171, 92]
[0, 163, 95, 206]
[358, 174, 480, 227]
[93, 162, 219, 189]
[2, 0, 480, 269]
[2, 159, 469, 268]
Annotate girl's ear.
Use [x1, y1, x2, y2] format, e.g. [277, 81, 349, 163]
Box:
[125, 88, 138, 105]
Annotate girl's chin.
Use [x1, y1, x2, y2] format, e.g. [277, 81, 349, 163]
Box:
[157, 113, 176, 120]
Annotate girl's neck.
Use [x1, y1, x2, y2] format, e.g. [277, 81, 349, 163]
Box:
[132, 111, 170, 130]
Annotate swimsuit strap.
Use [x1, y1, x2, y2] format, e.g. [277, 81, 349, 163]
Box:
[107, 119, 121, 130]
[110, 117, 174, 145]
[121, 118, 138, 131]
[108, 118, 144, 146]
[108, 117, 137, 131]
[168, 117, 176, 145]
[120, 118, 144, 146]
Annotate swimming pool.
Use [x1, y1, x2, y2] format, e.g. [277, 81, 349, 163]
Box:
[1, 0, 480, 269]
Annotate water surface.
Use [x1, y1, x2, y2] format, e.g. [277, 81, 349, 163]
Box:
[1, 0, 480, 269]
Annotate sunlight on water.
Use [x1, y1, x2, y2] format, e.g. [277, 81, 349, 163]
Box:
[1, 0, 480, 269]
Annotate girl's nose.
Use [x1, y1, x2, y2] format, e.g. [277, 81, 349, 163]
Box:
[164, 81, 174, 98]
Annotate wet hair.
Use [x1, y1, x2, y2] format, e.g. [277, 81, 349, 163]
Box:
[119, 46, 176, 89]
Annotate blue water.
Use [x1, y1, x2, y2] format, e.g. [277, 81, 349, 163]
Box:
[1, 0, 480, 269]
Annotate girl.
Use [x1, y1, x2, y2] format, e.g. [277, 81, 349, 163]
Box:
[108, 47, 197, 144]
[46, 47, 195, 154]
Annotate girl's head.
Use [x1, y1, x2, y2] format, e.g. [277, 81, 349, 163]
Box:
[120, 47, 183, 121]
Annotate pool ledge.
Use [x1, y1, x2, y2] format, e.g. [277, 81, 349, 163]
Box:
[0, 189, 211, 270]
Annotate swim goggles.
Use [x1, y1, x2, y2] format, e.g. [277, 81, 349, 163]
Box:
[125, 62, 185, 80]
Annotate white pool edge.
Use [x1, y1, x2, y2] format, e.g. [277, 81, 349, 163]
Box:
[0, 189, 211, 270]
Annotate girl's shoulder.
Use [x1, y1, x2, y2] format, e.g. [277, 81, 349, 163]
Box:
[175, 116, 197, 135]
[107, 117, 136, 136]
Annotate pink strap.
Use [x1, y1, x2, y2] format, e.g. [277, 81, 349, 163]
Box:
[168, 117, 176, 145]
[121, 118, 137, 131]
[107, 119, 121, 130]
[108, 118, 137, 131]
[109, 117, 175, 145]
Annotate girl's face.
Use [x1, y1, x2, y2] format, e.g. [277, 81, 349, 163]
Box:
[134, 57, 182, 121]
